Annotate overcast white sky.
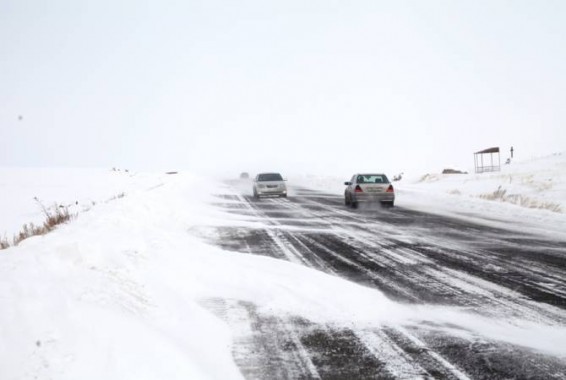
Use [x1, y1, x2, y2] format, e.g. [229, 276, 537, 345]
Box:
[1, 0, 565, 176]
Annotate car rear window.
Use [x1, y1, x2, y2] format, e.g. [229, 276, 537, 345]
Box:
[258, 173, 283, 181]
[357, 175, 389, 184]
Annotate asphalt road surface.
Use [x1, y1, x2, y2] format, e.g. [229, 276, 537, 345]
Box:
[197, 184, 566, 379]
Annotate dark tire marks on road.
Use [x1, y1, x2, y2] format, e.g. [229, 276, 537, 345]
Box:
[200, 298, 394, 379]
[229, 189, 566, 318]
[196, 187, 566, 379]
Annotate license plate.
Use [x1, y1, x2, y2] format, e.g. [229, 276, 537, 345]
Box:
[366, 188, 381, 192]
[267, 185, 278, 188]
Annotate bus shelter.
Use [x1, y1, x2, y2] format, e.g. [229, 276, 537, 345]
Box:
[474, 147, 501, 173]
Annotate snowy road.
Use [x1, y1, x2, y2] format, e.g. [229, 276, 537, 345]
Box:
[202, 184, 566, 379]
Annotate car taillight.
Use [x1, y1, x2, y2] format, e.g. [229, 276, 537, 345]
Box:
[355, 185, 363, 192]
[386, 185, 394, 193]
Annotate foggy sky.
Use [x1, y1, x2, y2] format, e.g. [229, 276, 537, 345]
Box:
[1, 0, 565, 177]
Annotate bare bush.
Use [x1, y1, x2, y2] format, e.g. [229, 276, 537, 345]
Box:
[107, 192, 126, 203]
[1, 199, 73, 250]
[1, 236, 10, 250]
[479, 186, 562, 213]
[34, 197, 72, 230]
[479, 186, 507, 201]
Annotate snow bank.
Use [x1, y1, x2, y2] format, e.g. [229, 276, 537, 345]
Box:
[400, 152, 566, 239]
[0, 172, 241, 379]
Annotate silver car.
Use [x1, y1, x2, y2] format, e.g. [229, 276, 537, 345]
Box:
[344, 173, 395, 208]
[253, 173, 287, 198]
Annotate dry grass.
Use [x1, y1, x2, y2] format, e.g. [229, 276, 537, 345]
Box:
[479, 186, 563, 213]
[107, 192, 126, 202]
[1, 198, 73, 250]
[0, 236, 10, 250]
[115, 192, 125, 199]
[479, 186, 508, 201]
[1, 192, 130, 251]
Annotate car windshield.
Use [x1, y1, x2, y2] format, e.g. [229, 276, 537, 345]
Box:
[357, 174, 389, 184]
[258, 173, 283, 181]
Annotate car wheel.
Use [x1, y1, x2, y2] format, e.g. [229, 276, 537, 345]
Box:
[253, 189, 259, 199]
[381, 201, 394, 208]
[280, 194, 287, 198]
[351, 201, 358, 209]
[345, 195, 350, 206]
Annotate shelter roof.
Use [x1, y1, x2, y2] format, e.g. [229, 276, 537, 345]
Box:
[475, 147, 499, 154]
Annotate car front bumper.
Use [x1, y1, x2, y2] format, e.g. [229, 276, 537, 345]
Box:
[257, 188, 287, 196]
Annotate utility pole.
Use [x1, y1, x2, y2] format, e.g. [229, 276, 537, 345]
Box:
[510, 146, 514, 159]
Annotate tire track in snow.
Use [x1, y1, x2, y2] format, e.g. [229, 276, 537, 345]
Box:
[201, 298, 320, 379]
[223, 193, 475, 378]
[205, 185, 566, 379]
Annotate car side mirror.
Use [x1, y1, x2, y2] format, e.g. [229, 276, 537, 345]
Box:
[344, 181, 352, 185]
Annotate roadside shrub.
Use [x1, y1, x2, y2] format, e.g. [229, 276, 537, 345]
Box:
[479, 186, 507, 201]
[1, 199, 73, 250]
[34, 197, 72, 231]
[107, 192, 126, 202]
[479, 186, 562, 213]
[0, 236, 9, 250]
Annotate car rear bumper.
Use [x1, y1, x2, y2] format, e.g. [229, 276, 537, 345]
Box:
[352, 193, 394, 203]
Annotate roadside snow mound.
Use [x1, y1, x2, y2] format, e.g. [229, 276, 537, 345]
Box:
[414, 152, 565, 213]
[398, 152, 566, 239]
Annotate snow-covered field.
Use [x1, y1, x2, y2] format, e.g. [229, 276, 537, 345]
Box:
[1, 154, 565, 379]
